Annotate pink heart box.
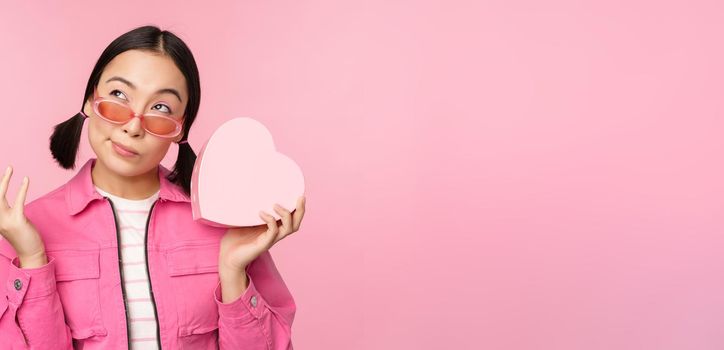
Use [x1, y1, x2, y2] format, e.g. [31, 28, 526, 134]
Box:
[190, 117, 305, 228]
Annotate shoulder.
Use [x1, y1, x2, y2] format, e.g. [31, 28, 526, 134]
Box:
[21, 180, 92, 248]
[23, 183, 68, 216]
[24, 181, 69, 221]
[153, 200, 228, 238]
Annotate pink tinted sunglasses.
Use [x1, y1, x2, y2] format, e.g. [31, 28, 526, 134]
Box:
[79, 88, 184, 139]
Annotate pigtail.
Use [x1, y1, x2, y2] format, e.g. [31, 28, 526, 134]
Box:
[166, 138, 197, 197]
[49, 112, 88, 170]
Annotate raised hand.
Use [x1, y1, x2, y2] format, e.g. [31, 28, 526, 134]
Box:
[219, 196, 306, 274]
[0, 165, 46, 268]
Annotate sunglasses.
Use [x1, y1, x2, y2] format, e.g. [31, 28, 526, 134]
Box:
[84, 87, 184, 138]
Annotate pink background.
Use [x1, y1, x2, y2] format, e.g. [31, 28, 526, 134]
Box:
[1, 1, 723, 349]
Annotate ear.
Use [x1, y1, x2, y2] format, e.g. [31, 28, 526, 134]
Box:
[83, 99, 92, 118]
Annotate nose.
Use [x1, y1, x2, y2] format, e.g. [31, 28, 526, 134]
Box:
[122, 113, 145, 136]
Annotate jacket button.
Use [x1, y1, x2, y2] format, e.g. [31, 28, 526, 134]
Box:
[250, 295, 257, 308]
[13, 279, 22, 290]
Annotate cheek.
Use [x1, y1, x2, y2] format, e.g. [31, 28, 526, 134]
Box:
[141, 141, 172, 160]
[149, 141, 172, 155]
[88, 120, 119, 151]
[88, 121, 107, 142]
[90, 117, 111, 133]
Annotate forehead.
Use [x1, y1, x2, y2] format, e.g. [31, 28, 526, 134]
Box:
[99, 50, 187, 99]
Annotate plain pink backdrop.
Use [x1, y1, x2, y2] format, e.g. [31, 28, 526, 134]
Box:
[1, 1, 723, 349]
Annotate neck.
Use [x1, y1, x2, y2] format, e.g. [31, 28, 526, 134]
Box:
[91, 159, 160, 200]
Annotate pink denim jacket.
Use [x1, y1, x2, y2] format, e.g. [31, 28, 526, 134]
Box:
[0, 158, 296, 349]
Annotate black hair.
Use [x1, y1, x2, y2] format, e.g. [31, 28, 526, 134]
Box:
[49, 25, 200, 196]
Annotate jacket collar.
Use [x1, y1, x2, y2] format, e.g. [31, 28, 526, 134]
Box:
[66, 158, 190, 215]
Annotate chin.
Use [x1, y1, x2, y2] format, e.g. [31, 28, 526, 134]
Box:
[102, 156, 140, 176]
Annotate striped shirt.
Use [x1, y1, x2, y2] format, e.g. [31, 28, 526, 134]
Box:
[95, 186, 160, 349]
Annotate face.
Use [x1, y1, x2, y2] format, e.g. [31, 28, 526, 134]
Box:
[83, 49, 188, 177]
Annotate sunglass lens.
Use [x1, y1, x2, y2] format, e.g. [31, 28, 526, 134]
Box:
[97, 101, 132, 122]
[144, 116, 178, 136]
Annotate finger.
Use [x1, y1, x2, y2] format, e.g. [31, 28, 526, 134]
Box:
[273, 203, 292, 236]
[292, 196, 306, 231]
[0, 166, 12, 208]
[276, 199, 302, 244]
[258, 211, 279, 246]
[15, 176, 29, 215]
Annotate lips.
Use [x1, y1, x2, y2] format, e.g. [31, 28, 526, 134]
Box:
[111, 141, 138, 155]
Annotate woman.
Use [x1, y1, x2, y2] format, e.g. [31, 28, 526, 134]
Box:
[0, 25, 305, 349]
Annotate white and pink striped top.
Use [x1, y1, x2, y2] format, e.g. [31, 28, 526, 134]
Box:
[95, 185, 160, 350]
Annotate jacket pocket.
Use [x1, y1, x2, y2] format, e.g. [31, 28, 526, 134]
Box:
[47, 244, 108, 340]
[164, 239, 220, 342]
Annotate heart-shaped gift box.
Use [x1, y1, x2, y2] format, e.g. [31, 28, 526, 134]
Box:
[190, 117, 305, 228]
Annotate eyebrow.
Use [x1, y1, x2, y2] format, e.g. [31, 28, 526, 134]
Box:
[105, 76, 183, 103]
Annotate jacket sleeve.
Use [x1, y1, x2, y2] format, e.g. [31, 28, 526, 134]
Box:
[213, 250, 296, 350]
[0, 247, 73, 350]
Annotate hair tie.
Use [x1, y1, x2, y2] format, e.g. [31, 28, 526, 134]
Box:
[79, 110, 88, 119]
[178, 140, 189, 145]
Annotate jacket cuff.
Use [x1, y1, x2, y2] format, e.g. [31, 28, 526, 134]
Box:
[6, 255, 57, 305]
[214, 270, 267, 321]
